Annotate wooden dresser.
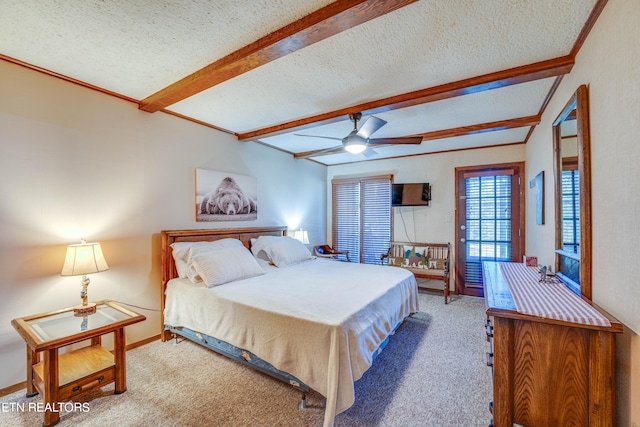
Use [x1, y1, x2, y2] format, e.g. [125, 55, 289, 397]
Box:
[483, 262, 622, 427]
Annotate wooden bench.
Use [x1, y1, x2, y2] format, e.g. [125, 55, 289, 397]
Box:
[381, 242, 451, 304]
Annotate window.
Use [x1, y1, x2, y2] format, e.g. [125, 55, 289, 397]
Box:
[561, 168, 580, 253]
[464, 173, 513, 285]
[332, 175, 392, 264]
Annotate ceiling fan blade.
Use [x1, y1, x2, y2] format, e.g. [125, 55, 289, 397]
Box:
[357, 116, 387, 139]
[368, 136, 423, 145]
[294, 133, 343, 141]
[362, 147, 378, 158]
[294, 145, 344, 159]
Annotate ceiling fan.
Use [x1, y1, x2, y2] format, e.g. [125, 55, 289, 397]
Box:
[294, 113, 423, 158]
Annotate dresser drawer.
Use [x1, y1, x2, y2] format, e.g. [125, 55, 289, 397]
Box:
[58, 366, 115, 400]
[32, 345, 116, 401]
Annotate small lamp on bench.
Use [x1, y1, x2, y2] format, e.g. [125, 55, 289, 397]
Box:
[61, 239, 109, 314]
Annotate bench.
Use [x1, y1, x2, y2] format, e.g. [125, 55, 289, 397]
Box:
[381, 241, 451, 304]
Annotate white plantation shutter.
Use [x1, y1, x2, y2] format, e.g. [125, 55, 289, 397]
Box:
[332, 175, 392, 264]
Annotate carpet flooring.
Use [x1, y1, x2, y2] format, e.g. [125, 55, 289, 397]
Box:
[0, 292, 492, 427]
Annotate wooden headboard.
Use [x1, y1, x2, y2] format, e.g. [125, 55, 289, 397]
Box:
[159, 226, 287, 340]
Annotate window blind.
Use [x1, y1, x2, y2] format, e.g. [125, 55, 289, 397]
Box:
[561, 169, 580, 253]
[465, 174, 512, 285]
[361, 178, 392, 265]
[333, 176, 391, 264]
[333, 179, 361, 263]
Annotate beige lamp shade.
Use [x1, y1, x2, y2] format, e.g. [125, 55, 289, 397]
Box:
[61, 242, 109, 276]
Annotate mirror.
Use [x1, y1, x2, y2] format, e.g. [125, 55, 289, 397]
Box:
[553, 85, 591, 299]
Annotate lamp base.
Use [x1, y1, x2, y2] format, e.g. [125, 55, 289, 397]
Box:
[73, 303, 96, 315]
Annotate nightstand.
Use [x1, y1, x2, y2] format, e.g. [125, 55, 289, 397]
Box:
[11, 300, 146, 426]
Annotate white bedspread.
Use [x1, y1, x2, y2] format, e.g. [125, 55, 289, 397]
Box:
[164, 258, 418, 427]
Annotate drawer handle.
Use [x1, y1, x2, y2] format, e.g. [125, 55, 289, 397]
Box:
[72, 375, 104, 393]
[486, 352, 494, 367]
[486, 325, 494, 340]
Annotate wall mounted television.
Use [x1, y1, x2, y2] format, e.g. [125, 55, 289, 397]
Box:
[391, 183, 431, 206]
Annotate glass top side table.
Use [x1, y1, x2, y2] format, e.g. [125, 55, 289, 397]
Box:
[11, 300, 146, 427]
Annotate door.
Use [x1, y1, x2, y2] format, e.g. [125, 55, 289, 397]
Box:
[455, 163, 524, 297]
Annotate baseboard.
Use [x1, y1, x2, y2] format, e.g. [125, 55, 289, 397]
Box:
[0, 334, 161, 398]
[126, 334, 160, 351]
[417, 286, 444, 294]
[0, 381, 27, 398]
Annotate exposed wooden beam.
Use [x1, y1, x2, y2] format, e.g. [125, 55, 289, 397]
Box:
[295, 145, 344, 159]
[294, 115, 540, 159]
[139, 0, 417, 113]
[410, 115, 540, 142]
[323, 141, 527, 166]
[238, 56, 573, 141]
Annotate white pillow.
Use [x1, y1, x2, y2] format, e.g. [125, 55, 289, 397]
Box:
[250, 235, 284, 261]
[191, 246, 265, 287]
[170, 242, 198, 278]
[262, 237, 312, 267]
[171, 239, 243, 280]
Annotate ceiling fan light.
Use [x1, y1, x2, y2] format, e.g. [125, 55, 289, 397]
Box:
[344, 139, 367, 154]
[344, 143, 366, 154]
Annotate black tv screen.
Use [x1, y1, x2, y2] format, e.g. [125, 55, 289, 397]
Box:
[391, 183, 431, 206]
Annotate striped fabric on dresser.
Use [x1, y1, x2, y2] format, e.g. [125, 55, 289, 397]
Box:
[499, 262, 611, 327]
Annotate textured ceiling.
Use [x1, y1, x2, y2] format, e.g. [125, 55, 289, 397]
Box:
[0, 0, 603, 165]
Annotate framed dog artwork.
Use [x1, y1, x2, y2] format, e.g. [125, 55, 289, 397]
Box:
[195, 169, 258, 222]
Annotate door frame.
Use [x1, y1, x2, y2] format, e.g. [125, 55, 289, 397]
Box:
[454, 161, 526, 296]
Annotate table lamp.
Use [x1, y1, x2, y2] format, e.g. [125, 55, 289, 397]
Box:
[61, 240, 109, 314]
[292, 229, 309, 245]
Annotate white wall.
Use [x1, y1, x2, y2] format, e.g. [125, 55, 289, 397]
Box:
[0, 60, 326, 389]
[524, 0, 640, 424]
[327, 144, 526, 290]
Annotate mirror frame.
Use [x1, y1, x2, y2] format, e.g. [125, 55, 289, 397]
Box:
[552, 84, 592, 299]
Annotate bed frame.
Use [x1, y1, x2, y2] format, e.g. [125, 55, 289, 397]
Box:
[160, 226, 288, 340]
[159, 226, 407, 415]
[160, 227, 313, 405]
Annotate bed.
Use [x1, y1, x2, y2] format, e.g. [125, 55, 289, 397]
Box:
[160, 227, 419, 427]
